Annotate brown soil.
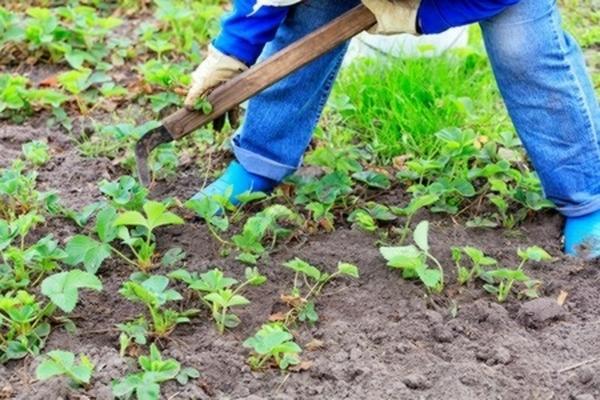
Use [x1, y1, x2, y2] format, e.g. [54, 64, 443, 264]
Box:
[1, 120, 600, 400]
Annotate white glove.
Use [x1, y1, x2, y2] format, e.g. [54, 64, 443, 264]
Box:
[184, 44, 248, 109]
[361, 0, 421, 35]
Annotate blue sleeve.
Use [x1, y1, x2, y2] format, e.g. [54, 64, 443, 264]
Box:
[213, 0, 290, 66]
[417, 0, 520, 34]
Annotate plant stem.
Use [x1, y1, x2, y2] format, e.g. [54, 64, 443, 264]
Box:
[109, 245, 140, 268]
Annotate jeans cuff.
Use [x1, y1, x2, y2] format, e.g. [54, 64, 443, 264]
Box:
[231, 136, 298, 182]
[558, 197, 600, 217]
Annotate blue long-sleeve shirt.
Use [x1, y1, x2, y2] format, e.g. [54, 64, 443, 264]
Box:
[214, 0, 520, 65]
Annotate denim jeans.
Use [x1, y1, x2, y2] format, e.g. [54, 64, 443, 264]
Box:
[232, 0, 600, 217]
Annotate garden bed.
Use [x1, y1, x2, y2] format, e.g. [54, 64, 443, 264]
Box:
[1, 121, 600, 400]
[1, 1, 599, 399]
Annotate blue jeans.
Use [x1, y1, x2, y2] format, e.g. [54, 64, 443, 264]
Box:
[232, 0, 600, 217]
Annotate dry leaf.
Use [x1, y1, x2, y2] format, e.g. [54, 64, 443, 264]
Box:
[305, 339, 324, 351]
[288, 360, 313, 372]
[268, 312, 286, 322]
[39, 75, 59, 88]
[557, 290, 568, 306]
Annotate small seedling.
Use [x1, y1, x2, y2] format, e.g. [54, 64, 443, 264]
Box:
[119, 275, 196, 338]
[117, 317, 149, 357]
[169, 267, 266, 333]
[112, 344, 199, 400]
[482, 246, 551, 302]
[452, 246, 497, 285]
[22, 140, 50, 166]
[380, 220, 444, 293]
[231, 205, 302, 261]
[99, 176, 148, 211]
[114, 201, 184, 271]
[243, 323, 302, 370]
[36, 350, 94, 387]
[281, 258, 359, 325]
[0, 290, 52, 363]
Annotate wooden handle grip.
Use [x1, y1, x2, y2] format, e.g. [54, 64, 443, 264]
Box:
[161, 4, 376, 139]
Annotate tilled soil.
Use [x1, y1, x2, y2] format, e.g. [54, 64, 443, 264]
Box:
[1, 121, 600, 400]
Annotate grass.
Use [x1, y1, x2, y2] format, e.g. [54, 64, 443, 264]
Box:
[328, 48, 506, 161]
[328, 1, 599, 163]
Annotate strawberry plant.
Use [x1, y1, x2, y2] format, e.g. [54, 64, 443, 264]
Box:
[452, 246, 497, 285]
[169, 267, 266, 333]
[116, 317, 148, 357]
[380, 221, 444, 293]
[0, 160, 54, 221]
[41, 269, 102, 313]
[0, 290, 51, 363]
[112, 343, 199, 400]
[36, 350, 94, 387]
[99, 176, 149, 211]
[185, 195, 231, 245]
[231, 205, 302, 263]
[0, 73, 66, 118]
[243, 322, 302, 370]
[281, 258, 359, 325]
[22, 140, 50, 166]
[119, 275, 196, 338]
[113, 201, 184, 271]
[482, 246, 552, 302]
[290, 171, 353, 230]
[1, 233, 66, 291]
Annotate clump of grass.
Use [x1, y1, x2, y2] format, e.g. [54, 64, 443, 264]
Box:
[328, 47, 509, 161]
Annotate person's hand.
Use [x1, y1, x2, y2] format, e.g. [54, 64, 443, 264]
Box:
[361, 0, 421, 35]
[184, 44, 248, 131]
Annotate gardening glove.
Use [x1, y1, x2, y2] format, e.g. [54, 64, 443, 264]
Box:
[184, 44, 248, 131]
[361, 0, 421, 35]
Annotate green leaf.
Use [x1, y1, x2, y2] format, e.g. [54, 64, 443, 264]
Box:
[283, 258, 322, 281]
[114, 211, 148, 229]
[337, 262, 359, 278]
[519, 246, 552, 262]
[416, 266, 441, 289]
[96, 206, 118, 243]
[41, 270, 102, 313]
[413, 221, 429, 252]
[352, 171, 391, 189]
[64, 235, 111, 274]
[143, 201, 183, 230]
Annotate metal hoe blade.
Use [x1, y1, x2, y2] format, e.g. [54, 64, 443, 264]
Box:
[135, 125, 174, 187]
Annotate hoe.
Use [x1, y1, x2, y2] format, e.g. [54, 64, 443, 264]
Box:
[135, 4, 376, 186]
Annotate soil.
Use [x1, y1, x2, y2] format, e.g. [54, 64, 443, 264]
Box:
[1, 119, 600, 400]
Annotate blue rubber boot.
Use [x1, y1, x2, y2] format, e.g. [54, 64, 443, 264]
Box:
[191, 161, 278, 206]
[564, 209, 600, 259]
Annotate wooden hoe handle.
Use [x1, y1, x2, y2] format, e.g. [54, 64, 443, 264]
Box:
[161, 4, 376, 139]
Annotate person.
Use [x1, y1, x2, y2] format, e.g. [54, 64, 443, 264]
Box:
[184, 0, 600, 257]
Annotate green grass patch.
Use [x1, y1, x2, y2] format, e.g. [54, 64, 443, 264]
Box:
[328, 48, 508, 161]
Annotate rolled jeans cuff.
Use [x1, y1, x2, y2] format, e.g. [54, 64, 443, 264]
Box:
[231, 136, 298, 182]
[558, 197, 600, 218]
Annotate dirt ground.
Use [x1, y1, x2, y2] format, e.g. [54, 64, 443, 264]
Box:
[1, 120, 600, 400]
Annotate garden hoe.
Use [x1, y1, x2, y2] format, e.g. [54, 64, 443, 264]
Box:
[135, 4, 376, 186]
